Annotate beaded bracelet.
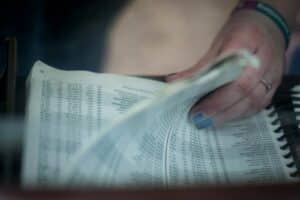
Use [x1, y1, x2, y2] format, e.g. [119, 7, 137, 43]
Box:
[232, 0, 290, 48]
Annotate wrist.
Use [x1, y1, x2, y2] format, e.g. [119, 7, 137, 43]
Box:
[232, 0, 290, 48]
[228, 9, 286, 51]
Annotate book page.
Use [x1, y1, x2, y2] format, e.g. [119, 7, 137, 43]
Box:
[65, 109, 294, 186]
[163, 109, 295, 185]
[59, 50, 292, 187]
[22, 61, 164, 186]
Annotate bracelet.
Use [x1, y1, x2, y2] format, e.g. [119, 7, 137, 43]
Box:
[232, 0, 290, 48]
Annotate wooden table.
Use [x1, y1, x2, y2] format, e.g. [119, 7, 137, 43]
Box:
[1, 184, 300, 200]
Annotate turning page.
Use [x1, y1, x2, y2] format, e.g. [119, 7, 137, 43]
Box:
[58, 50, 292, 187]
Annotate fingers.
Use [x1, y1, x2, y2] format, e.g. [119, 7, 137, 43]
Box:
[166, 49, 219, 82]
[215, 73, 277, 127]
[165, 21, 283, 129]
[189, 81, 258, 129]
[189, 34, 284, 129]
[190, 67, 281, 129]
[216, 77, 276, 126]
[190, 75, 275, 129]
[190, 45, 282, 129]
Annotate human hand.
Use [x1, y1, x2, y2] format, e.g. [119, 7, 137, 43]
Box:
[166, 10, 286, 129]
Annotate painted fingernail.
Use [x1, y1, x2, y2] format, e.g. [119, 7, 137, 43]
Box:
[191, 112, 214, 129]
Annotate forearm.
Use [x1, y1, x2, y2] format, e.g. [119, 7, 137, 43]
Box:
[241, 0, 299, 29]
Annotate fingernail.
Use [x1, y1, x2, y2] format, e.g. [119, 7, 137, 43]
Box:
[191, 113, 214, 129]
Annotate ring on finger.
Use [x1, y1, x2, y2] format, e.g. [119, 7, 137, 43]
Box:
[259, 78, 273, 94]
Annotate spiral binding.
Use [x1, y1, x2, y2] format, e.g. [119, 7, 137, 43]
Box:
[265, 107, 299, 178]
[265, 85, 300, 179]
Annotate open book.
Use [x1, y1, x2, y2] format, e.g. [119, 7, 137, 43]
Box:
[22, 50, 296, 187]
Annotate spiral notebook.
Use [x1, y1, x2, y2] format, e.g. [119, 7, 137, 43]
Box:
[22, 51, 300, 187]
[270, 77, 300, 178]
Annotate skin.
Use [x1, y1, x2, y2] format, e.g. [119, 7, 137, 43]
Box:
[104, 0, 238, 75]
[166, 1, 300, 128]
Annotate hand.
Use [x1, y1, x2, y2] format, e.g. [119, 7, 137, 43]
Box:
[166, 10, 286, 129]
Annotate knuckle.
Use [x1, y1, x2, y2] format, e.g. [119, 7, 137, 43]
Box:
[235, 78, 254, 96]
[221, 40, 244, 53]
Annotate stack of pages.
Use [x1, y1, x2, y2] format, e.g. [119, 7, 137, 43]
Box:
[22, 50, 296, 187]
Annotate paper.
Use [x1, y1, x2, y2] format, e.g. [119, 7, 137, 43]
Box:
[23, 51, 295, 188]
[22, 62, 164, 186]
[61, 52, 293, 187]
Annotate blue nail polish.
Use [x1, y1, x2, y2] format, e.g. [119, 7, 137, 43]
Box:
[191, 113, 214, 129]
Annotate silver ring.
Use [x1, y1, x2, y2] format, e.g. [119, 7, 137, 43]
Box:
[260, 78, 272, 94]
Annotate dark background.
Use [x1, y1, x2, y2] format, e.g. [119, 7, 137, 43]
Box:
[0, 0, 299, 76]
[0, 0, 128, 76]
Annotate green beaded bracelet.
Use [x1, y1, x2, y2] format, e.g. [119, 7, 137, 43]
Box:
[233, 1, 290, 48]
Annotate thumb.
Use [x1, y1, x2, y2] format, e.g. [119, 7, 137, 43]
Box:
[166, 33, 251, 82]
[165, 42, 222, 82]
[166, 55, 213, 82]
[170, 40, 255, 81]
